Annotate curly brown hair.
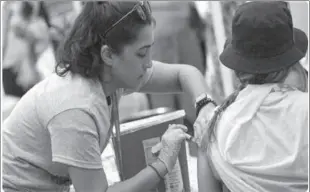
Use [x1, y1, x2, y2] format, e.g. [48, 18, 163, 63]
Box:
[55, 1, 153, 79]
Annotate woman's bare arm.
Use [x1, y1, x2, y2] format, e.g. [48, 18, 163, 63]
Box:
[68, 159, 167, 192]
[197, 148, 222, 192]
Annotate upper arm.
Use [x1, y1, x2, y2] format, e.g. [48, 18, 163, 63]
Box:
[139, 60, 191, 93]
[47, 109, 109, 192]
[197, 148, 222, 192]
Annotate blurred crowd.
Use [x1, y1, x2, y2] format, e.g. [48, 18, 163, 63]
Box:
[2, 1, 74, 97]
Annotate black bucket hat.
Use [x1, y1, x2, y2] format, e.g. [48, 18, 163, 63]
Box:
[220, 1, 308, 74]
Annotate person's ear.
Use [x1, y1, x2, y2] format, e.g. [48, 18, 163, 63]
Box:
[283, 63, 308, 92]
[100, 45, 113, 67]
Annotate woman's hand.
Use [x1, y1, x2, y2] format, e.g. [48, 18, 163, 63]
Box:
[193, 104, 216, 147]
[152, 124, 191, 172]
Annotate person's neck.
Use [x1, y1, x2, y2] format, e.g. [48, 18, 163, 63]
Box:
[99, 66, 119, 97]
[101, 81, 118, 97]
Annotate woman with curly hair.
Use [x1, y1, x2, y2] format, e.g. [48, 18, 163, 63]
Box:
[2, 2, 215, 192]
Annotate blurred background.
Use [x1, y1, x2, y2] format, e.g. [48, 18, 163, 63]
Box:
[1, 1, 308, 191]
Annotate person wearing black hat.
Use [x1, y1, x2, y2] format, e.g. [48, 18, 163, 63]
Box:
[197, 2, 308, 192]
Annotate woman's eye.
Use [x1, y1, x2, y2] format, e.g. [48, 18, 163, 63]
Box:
[137, 53, 146, 58]
[137, 50, 148, 58]
[137, 48, 149, 58]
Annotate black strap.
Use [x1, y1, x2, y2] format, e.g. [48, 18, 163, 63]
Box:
[106, 96, 111, 105]
[196, 97, 217, 117]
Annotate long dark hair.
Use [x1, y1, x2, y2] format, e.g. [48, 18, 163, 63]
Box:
[55, 1, 153, 79]
[201, 68, 290, 150]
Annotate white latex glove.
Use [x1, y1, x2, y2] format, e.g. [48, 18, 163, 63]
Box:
[193, 104, 216, 147]
[152, 124, 191, 172]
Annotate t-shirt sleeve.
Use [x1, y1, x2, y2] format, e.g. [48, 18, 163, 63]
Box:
[47, 109, 103, 169]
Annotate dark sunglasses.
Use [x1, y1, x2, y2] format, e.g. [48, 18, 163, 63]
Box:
[103, 1, 151, 38]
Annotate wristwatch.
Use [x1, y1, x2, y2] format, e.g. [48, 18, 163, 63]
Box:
[195, 93, 217, 116]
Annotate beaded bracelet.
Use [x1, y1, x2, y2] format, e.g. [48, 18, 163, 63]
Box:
[196, 97, 217, 116]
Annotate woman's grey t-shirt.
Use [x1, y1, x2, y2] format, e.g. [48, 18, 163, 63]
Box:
[2, 68, 153, 192]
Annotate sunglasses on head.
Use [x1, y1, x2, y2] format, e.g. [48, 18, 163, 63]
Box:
[102, 1, 151, 38]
